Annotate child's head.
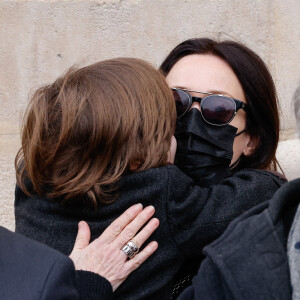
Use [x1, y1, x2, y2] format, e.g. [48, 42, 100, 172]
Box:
[16, 58, 176, 206]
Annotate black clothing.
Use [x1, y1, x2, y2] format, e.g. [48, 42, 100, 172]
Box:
[15, 165, 285, 299]
[0, 226, 112, 300]
[178, 178, 300, 300]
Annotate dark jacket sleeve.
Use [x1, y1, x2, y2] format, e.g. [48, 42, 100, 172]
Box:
[166, 166, 285, 257]
[41, 254, 113, 300]
[177, 257, 227, 300]
[75, 271, 113, 300]
[0, 225, 112, 300]
[41, 256, 80, 300]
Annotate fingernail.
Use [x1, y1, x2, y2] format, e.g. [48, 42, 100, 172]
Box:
[152, 218, 160, 227]
[150, 241, 158, 251]
[145, 205, 155, 213]
[134, 203, 143, 211]
[78, 221, 84, 229]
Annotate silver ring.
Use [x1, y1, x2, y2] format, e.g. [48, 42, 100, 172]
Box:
[121, 240, 139, 259]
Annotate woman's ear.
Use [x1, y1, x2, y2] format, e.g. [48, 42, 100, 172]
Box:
[129, 160, 142, 171]
[167, 136, 177, 164]
[243, 135, 259, 157]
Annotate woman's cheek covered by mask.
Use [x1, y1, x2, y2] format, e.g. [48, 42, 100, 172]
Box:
[174, 109, 238, 187]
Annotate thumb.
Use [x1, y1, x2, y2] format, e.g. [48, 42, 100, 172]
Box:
[73, 221, 91, 251]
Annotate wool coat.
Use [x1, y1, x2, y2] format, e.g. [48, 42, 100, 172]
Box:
[15, 165, 286, 299]
[178, 178, 300, 300]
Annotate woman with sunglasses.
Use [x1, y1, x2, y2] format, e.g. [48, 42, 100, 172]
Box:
[14, 56, 284, 299]
[161, 38, 282, 187]
[159, 37, 286, 297]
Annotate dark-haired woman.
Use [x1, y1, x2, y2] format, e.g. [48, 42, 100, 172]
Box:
[14, 54, 285, 300]
[160, 38, 281, 185]
[159, 38, 287, 297]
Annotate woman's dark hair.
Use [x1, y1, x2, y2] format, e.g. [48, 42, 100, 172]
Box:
[160, 38, 280, 170]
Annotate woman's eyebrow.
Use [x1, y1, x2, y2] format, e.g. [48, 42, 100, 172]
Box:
[208, 90, 234, 97]
[172, 86, 235, 98]
[171, 85, 189, 90]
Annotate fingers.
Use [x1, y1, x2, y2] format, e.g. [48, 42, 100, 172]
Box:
[131, 218, 159, 249]
[99, 203, 143, 244]
[112, 205, 156, 249]
[167, 135, 177, 164]
[125, 241, 158, 273]
[72, 221, 91, 252]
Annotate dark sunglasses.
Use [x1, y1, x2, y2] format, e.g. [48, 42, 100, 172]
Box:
[172, 88, 247, 126]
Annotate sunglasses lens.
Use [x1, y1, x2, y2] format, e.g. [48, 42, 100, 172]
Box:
[201, 96, 235, 125]
[172, 89, 190, 117]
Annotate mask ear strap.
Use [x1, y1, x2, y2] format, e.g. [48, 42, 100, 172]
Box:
[229, 157, 241, 169]
[235, 128, 246, 137]
[230, 129, 247, 169]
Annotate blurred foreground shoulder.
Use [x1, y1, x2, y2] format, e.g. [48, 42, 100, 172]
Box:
[0, 226, 112, 300]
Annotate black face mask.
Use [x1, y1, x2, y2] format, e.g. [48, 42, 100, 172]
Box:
[174, 108, 240, 187]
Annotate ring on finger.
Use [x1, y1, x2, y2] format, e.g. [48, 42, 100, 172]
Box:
[121, 240, 139, 259]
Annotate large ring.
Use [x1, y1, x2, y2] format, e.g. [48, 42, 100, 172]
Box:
[121, 240, 139, 259]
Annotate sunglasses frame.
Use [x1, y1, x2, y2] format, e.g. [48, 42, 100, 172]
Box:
[172, 87, 248, 126]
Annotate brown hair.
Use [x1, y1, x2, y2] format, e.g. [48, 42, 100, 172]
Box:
[15, 58, 176, 207]
[160, 38, 280, 171]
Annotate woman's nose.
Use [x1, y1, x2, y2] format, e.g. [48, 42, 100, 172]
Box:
[190, 103, 201, 111]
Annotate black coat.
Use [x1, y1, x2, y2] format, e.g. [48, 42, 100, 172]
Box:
[0, 226, 112, 300]
[15, 165, 286, 299]
[178, 178, 300, 300]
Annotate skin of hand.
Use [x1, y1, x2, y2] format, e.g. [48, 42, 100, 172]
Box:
[167, 136, 177, 164]
[69, 204, 159, 291]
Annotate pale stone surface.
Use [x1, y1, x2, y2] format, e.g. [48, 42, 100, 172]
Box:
[277, 139, 300, 181]
[1, 0, 300, 230]
[0, 133, 19, 231]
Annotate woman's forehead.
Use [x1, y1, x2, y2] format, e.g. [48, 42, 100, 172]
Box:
[166, 54, 246, 103]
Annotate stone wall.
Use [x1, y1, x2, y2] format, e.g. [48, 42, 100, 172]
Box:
[1, 0, 300, 230]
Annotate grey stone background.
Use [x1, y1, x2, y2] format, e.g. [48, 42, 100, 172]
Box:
[1, 0, 300, 230]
